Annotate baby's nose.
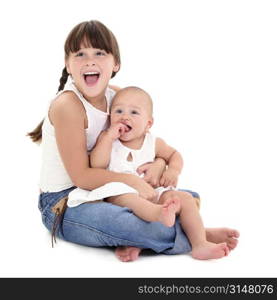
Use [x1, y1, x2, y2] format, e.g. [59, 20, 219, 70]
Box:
[121, 114, 130, 120]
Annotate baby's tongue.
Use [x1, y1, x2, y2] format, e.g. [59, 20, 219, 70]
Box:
[85, 75, 98, 85]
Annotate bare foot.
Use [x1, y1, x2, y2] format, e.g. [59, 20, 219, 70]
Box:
[115, 246, 142, 262]
[159, 197, 181, 227]
[206, 228, 240, 251]
[192, 241, 229, 260]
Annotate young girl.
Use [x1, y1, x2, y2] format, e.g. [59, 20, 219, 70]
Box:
[28, 20, 239, 262]
[68, 86, 238, 260]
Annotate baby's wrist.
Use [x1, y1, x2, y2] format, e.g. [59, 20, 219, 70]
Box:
[102, 130, 117, 142]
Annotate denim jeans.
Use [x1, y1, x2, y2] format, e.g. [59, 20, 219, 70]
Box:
[38, 187, 200, 254]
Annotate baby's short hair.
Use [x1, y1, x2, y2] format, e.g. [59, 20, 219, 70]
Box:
[113, 86, 153, 116]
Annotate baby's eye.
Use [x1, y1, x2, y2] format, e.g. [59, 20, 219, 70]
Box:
[115, 109, 123, 114]
[131, 110, 139, 115]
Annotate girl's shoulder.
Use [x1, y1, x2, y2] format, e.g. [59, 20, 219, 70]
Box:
[49, 91, 85, 125]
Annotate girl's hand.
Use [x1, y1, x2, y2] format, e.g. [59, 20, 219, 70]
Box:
[106, 123, 127, 140]
[137, 158, 166, 188]
[127, 174, 157, 202]
[160, 168, 179, 188]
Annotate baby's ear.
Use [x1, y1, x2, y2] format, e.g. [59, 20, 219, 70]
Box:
[147, 118, 154, 130]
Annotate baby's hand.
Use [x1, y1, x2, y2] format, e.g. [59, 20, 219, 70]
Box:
[137, 159, 166, 188]
[160, 168, 179, 188]
[106, 123, 127, 140]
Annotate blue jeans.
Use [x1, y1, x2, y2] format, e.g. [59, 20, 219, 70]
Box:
[38, 187, 200, 254]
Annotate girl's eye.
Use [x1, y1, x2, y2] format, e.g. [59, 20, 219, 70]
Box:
[76, 52, 84, 57]
[96, 51, 106, 56]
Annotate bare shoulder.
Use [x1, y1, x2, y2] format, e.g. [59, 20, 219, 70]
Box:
[108, 84, 121, 92]
[49, 91, 85, 124]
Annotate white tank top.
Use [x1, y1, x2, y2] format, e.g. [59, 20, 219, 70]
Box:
[108, 133, 156, 175]
[39, 80, 116, 192]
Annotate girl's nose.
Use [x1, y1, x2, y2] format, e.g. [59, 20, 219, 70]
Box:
[86, 62, 96, 66]
[86, 56, 96, 66]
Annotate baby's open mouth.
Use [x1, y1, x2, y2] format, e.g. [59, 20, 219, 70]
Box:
[121, 123, 132, 132]
[125, 125, 132, 132]
[83, 72, 100, 85]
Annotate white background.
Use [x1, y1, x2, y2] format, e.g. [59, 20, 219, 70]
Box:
[0, 0, 276, 277]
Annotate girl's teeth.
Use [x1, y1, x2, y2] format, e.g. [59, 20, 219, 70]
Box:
[84, 72, 99, 75]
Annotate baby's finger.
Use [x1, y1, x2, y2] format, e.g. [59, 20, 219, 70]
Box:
[150, 179, 158, 188]
[118, 123, 127, 134]
[164, 178, 170, 187]
[160, 176, 165, 187]
[137, 164, 149, 175]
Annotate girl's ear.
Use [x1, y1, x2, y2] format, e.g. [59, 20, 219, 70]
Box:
[65, 59, 71, 74]
[113, 64, 120, 73]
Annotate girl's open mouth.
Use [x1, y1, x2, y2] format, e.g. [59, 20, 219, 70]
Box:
[83, 72, 100, 86]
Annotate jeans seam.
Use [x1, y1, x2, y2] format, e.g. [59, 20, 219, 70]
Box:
[63, 218, 146, 247]
[44, 210, 146, 247]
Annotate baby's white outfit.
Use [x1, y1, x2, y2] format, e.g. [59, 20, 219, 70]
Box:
[67, 133, 175, 207]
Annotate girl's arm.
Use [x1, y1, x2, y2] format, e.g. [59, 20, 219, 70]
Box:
[50, 92, 156, 200]
[90, 131, 113, 169]
[155, 137, 184, 187]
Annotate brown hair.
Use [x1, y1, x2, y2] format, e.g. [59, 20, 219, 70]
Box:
[27, 20, 121, 142]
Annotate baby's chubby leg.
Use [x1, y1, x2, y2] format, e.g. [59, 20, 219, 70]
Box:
[108, 193, 180, 227]
[159, 190, 229, 260]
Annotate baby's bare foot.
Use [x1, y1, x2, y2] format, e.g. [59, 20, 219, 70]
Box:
[159, 197, 181, 227]
[115, 246, 142, 262]
[192, 241, 229, 260]
[206, 228, 240, 250]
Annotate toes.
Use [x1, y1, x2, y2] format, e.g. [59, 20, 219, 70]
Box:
[220, 242, 229, 256]
[227, 238, 238, 250]
[121, 256, 129, 262]
[115, 247, 130, 262]
[233, 230, 240, 238]
[130, 250, 139, 261]
[224, 245, 230, 256]
[115, 247, 141, 262]
[117, 253, 131, 262]
[229, 229, 240, 238]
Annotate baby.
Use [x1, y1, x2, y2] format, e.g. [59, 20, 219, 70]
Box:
[68, 86, 230, 260]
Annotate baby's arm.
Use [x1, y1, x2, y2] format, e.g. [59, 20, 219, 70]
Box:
[155, 138, 183, 187]
[90, 123, 127, 168]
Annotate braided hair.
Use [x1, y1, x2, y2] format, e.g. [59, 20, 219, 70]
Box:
[57, 67, 69, 93]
